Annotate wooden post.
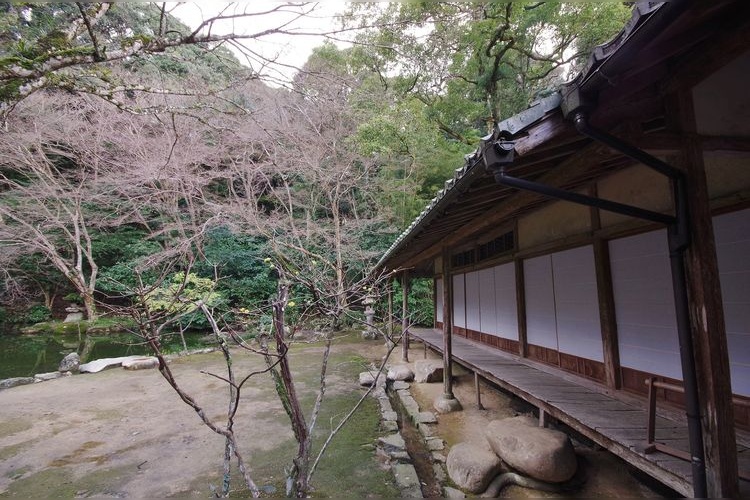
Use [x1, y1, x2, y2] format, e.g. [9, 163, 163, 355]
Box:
[672, 91, 738, 498]
[385, 278, 394, 349]
[442, 254, 453, 399]
[401, 271, 410, 362]
[594, 238, 621, 389]
[539, 408, 547, 428]
[387, 278, 394, 345]
[474, 372, 484, 410]
[434, 248, 461, 413]
[646, 377, 657, 445]
[515, 259, 528, 358]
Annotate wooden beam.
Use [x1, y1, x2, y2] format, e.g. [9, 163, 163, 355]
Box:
[672, 91, 739, 498]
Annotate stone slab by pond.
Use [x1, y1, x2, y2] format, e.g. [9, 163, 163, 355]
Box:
[0, 377, 36, 389]
[122, 357, 159, 370]
[80, 356, 157, 373]
[34, 371, 63, 382]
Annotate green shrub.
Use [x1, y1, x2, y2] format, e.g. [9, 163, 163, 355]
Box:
[24, 304, 51, 324]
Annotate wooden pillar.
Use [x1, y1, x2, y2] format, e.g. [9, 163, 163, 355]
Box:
[387, 278, 394, 348]
[594, 238, 621, 389]
[515, 259, 528, 358]
[441, 255, 453, 398]
[673, 91, 738, 498]
[435, 248, 461, 413]
[401, 271, 410, 362]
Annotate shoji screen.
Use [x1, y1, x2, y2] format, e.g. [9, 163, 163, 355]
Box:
[552, 246, 603, 361]
[524, 255, 558, 351]
[452, 274, 466, 328]
[714, 208, 750, 396]
[609, 229, 682, 380]
[494, 262, 518, 340]
[465, 271, 481, 332]
[435, 278, 443, 323]
[478, 267, 498, 335]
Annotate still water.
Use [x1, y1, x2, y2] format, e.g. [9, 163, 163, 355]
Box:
[0, 331, 212, 379]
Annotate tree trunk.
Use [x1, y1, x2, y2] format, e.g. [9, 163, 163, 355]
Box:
[82, 291, 97, 321]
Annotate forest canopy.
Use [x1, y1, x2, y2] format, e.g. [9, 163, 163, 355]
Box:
[0, 2, 631, 327]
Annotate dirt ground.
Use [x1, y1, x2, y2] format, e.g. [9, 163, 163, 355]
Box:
[0, 337, 398, 498]
[402, 350, 676, 498]
[1, 336, 677, 499]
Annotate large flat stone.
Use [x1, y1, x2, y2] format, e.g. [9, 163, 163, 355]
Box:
[382, 420, 399, 432]
[378, 396, 393, 413]
[393, 463, 421, 490]
[414, 359, 443, 383]
[378, 433, 406, 453]
[426, 438, 444, 451]
[358, 371, 386, 387]
[414, 412, 437, 424]
[387, 364, 415, 382]
[382, 410, 398, 422]
[485, 415, 577, 483]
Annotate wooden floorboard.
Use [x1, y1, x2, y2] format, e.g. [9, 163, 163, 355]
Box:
[409, 327, 750, 497]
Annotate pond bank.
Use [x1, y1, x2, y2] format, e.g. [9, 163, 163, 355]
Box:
[0, 328, 213, 379]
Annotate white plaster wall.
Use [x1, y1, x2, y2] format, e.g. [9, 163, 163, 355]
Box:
[693, 49, 750, 137]
[518, 199, 590, 249]
[704, 155, 750, 201]
[597, 164, 672, 228]
[609, 229, 682, 380]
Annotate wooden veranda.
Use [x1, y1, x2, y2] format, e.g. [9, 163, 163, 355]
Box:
[408, 328, 750, 497]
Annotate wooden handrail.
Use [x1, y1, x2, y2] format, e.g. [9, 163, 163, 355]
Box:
[644, 377, 749, 481]
[647, 378, 750, 407]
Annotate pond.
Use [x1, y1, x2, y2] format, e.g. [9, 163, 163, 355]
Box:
[0, 330, 213, 379]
